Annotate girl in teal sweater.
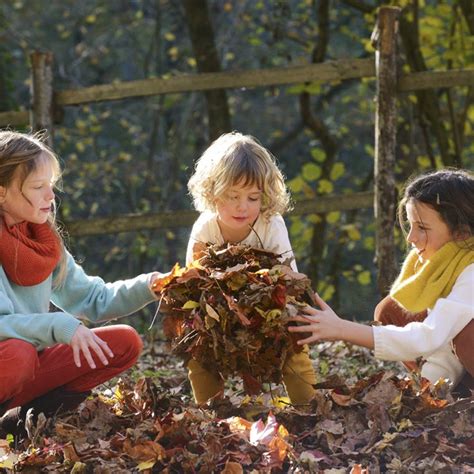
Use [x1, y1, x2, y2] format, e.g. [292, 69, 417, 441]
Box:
[0, 131, 160, 440]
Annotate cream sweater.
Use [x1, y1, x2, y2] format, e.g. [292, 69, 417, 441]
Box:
[186, 212, 298, 271]
[373, 264, 474, 386]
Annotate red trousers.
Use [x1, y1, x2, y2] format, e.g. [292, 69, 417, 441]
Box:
[0, 324, 143, 409]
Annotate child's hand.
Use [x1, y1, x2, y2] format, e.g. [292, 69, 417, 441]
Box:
[70, 325, 114, 369]
[288, 293, 343, 344]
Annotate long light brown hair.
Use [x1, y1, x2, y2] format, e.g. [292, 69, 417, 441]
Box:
[0, 130, 68, 286]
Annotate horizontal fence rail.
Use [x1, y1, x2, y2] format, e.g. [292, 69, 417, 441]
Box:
[1, 60, 471, 127]
[54, 58, 375, 106]
[0, 110, 29, 127]
[64, 191, 374, 237]
[398, 68, 474, 91]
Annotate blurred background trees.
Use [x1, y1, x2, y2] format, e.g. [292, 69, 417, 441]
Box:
[0, 0, 472, 326]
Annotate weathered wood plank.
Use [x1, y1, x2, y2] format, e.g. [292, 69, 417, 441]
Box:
[0, 110, 29, 127]
[399, 68, 474, 91]
[65, 192, 374, 237]
[55, 58, 375, 106]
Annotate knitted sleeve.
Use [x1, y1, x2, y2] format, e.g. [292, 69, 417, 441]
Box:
[51, 252, 157, 323]
[0, 272, 80, 349]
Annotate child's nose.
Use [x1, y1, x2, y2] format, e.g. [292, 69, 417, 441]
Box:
[236, 199, 247, 211]
[46, 186, 55, 201]
[407, 228, 418, 244]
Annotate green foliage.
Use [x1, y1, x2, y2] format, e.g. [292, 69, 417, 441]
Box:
[1, 0, 472, 323]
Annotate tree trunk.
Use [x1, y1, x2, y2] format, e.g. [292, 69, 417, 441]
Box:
[373, 6, 399, 296]
[299, 0, 337, 290]
[0, 10, 14, 112]
[182, 0, 231, 141]
[399, 5, 456, 167]
[30, 51, 54, 146]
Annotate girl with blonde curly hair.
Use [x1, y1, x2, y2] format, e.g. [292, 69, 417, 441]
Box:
[185, 131, 317, 405]
[187, 131, 295, 268]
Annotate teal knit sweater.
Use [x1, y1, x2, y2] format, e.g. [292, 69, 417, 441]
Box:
[0, 251, 157, 350]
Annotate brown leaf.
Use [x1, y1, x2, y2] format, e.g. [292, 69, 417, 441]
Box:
[221, 460, 244, 474]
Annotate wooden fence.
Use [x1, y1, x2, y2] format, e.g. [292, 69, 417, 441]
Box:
[1, 6, 472, 293]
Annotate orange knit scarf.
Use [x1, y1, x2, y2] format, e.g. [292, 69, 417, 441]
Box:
[0, 219, 61, 286]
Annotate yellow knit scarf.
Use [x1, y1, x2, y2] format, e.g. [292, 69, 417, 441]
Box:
[390, 237, 474, 313]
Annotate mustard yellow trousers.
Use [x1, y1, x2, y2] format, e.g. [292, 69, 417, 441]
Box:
[187, 348, 317, 405]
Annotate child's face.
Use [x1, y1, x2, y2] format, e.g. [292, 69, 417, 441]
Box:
[215, 181, 262, 242]
[0, 154, 56, 226]
[406, 199, 454, 262]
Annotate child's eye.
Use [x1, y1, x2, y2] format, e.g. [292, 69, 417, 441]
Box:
[249, 197, 260, 202]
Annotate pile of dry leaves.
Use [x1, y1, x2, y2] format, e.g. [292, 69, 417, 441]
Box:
[151, 244, 314, 394]
[1, 245, 472, 472]
[0, 342, 472, 473]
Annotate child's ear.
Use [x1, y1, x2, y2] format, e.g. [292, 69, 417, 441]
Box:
[0, 186, 6, 203]
[454, 226, 471, 241]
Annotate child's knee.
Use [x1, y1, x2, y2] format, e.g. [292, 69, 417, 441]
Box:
[116, 325, 143, 361]
[282, 350, 317, 405]
[0, 340, 38, 390]
[452, 320, 474, 377]
[187, 359, 224, 404]
[422, 346, 465, 387]
[283, 350, 317, 382]
[94, 324, 143, 362]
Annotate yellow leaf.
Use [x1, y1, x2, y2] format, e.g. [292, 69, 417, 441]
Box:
[85, 14, 96, 24]
[326, 211, 340, 224]
[288, 176, 304, 193]
[182, 300, 200, 309]
[168, 46, 179, 60]
[137, 459, 156, 471]
[319, 283, 335, 301]
[330, 163, 345, 181]
[302, 163, 321, 181]
[317, 179, 334, 194]
[417, 155, 431, 168]
[272, 396, 291, 408]
[164, 32, 175, 41]
[346, 226, 361, 241]
[310, 148, 325, 162]
[357, 271, 371, 285]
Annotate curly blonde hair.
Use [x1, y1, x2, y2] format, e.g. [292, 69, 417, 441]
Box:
[188, 132, 291, 218]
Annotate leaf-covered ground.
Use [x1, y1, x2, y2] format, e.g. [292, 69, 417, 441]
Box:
[1, 340, 472, 473]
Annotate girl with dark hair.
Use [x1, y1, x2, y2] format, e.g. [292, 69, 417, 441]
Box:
[289, 169, 474, 394]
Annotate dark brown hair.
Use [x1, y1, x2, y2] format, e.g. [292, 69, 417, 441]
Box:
[398, 169, 474, 246]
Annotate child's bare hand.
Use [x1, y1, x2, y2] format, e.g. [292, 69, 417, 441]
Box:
[70, 325, 114, 369]
[288, 293, 343, 344]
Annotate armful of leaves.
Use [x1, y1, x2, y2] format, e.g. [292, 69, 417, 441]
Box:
[151, 243, 316, 394]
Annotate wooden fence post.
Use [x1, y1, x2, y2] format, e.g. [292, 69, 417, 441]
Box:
[30, 51, 54, 147]
[372, 7, 400, 296]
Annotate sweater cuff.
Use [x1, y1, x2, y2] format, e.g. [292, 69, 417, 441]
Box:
[147, 272, 161, 300]
[372, 326, 387, 360]
[54, 316, 82, 344]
